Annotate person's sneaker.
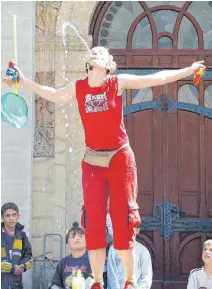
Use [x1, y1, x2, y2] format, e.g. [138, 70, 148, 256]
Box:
[90, 282, 104, 289]
[123, 280, 137, 289]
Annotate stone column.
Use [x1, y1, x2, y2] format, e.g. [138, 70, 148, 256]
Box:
[1, 1, 35, 288]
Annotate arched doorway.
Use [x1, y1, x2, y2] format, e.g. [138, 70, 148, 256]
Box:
[90, 2, 212, 288]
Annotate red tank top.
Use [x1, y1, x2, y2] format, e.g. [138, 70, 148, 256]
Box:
[75, 76, 129, 150]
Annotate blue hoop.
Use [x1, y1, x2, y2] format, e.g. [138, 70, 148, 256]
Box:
[1, 92, 28, 129]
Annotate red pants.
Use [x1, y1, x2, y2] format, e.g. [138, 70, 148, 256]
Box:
[81, 145, 141, 250]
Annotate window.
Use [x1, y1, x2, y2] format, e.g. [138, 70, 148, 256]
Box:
[95, 1, 212, 49]
[178, 84, 199, 105]
[187, 2, 212, 48]
[178, 16, 198, 49]
[146, 1, 185, 8]
[132, 17, 152, 49]
[98, 1, 143, 48]
[158, 36, 173, 49]
[204, 85, 212, 108]
[152, 10, 178, 33]
[132, 88, 153, 104]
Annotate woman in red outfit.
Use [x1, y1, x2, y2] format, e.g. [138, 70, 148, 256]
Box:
[3, 47, 206, 289]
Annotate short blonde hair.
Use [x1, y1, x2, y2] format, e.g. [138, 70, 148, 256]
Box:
[203, 239, 212, 247]
[89, 46, 117, 73]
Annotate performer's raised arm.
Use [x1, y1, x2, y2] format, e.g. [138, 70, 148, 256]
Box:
[3, 66, 76, 102]
[117, 61, 206, 92]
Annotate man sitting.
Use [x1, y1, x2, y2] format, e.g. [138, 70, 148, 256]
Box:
[107, 223, 152, 289]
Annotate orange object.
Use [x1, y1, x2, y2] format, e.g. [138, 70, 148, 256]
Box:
[193, 67, 206, 86]
[8, 59, 16, 67]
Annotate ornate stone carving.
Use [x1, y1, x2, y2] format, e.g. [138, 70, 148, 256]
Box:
[34, 1, 62, 157]
[34, 72, 55, 157]
[36, 1, 62, 38]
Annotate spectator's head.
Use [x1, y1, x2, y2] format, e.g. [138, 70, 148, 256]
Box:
[66, 221, 86, 252]
[1, 202, 20, 230]
[202, 239, 212, 265]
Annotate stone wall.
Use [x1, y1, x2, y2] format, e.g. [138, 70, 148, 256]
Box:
[32, 2, 97, 287]
[1, 1, 36, 288]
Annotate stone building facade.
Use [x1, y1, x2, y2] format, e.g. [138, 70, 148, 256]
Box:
[32, 2, 97, 287]
[2, 1, 98, 287]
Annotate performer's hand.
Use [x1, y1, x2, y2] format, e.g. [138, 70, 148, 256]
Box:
[2, 65, 26, 87]
[13, 66, 26, 85]
[2, 75, 14, 87]
[190, 60, 206, 74]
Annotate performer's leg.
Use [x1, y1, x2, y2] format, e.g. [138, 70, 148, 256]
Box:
[118, 248, 135, 282]
[81, 161, 108, 286]
[88, 248, 106, 284]
[109, 146, 140, 287]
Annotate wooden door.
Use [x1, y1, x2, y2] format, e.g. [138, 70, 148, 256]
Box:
[89, 1, 212, 286]
[162, 81, 212, 289]
[124, 78, 212, 289]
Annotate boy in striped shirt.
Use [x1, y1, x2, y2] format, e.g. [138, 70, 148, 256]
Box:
[1, 202, 33, 289]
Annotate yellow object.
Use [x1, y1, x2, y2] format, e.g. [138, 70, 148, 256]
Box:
[26, 260, 33, 271]
[72, 270, 85, 289]
[1, 247, 7, 258]
[13, 239, 23, 250]
[1, 262, 12, 272]
[193, 67, 206, 86]
[12, 15, 18, 95]
[196, 70, 204, 75]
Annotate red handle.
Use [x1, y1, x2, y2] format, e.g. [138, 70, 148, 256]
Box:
[193, 67, 206, 86]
